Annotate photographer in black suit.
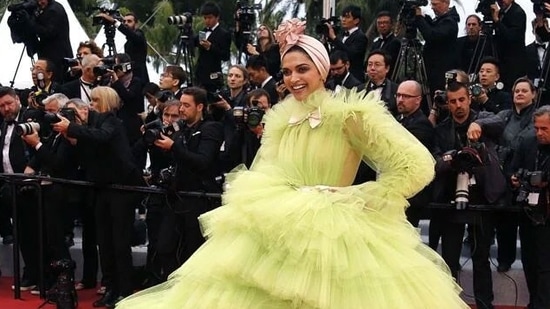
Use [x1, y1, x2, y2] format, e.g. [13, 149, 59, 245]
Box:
[97, 12, 149, 84]
[325, 50, 362, 92]
[195, 2, 231, 92]
[246, 55, 279, 105]
[52, 86, 143, 307]
[325, 5, 368, 82]
[29, 0, 72, 83]
[491, 0, 527, 91]
[61, 54, 101, 104]
[153, 87, 223, 272]
[414, 0, 459, 94]
[432, 82, 506, 309]
[396, 80, 434, 226]
[364, 50, 398, 116]
[370, 11, 400, 77]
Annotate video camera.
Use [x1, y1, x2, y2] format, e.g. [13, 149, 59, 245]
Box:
[7, 0, 39, 57]
[532, 0, 550, 18]
[315, 16, 340, 37]
[167, 12, 193, 26]
[92, 4, 121, 26]
[7, 0, 37, 13]
[143, 120, 182, 145]
[475, 0, 496, 20]
[398, 0, 428, 37]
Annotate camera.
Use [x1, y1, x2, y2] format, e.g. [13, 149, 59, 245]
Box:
[143, 120, 181, 145]
[15, 121, 40, 136]
[44, 108, 77, 124]
[155, 90, 175, 103]
[236, 0, 261, 33]
[167, 12, 193, 26]
[445, 143, 485, 209]
[315, 16, 340, 37]
[475, 0, 496, 19]
[207, 89, 232, 105]
[470, 83, 484, 97]
[516, 168, 547, 204]
[433, 90, 447, 106]
[7, 0, 37, 12]
[92, 4, 121, 26]
[63, 57, 80, 68]
[532, 0, 550, 18]
[92, 56, 116, 77]
[157, 165, 176, 187]
[233, 106, 265, 127]
[47, 259, 77, 309]
[398, 0, 428, 36]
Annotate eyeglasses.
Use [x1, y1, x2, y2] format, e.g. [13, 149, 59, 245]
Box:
[395, 93, 421, 99]
[366, 63, 385, 68]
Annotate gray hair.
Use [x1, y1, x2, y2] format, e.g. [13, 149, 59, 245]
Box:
[81, 54, 101, 69]
[64, 98, 89, 110]
[43, 93, 69, 108]
[534, 105, 550, 119]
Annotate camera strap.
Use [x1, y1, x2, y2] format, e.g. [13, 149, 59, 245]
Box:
[79, 82, 92, 102]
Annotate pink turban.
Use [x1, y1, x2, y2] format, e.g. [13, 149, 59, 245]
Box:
[274, 19, 330, 81]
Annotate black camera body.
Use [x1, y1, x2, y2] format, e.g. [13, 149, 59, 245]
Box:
[233, 106, 265, 127]
[157, 165, 177, 187]
[236, 0, 260, 26]
[44, 108, 77, 124]
[315, 16, 340, 37]
[47, 259, 77, 309]
[516, 168, 546, 205]
[143, 120, 181, 145]
[532, 0, 550, 18]
[92, 5, 121, 26]
[398, 0, 428, 35]
[155, 90, 175, 103]
[63, 57, 80, 68]
[475, 0, 496, 19]
[444, 143, 486, 209]
[92, 56, 116, 77]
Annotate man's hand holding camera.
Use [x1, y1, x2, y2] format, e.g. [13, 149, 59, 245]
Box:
[21, 129, 40, 148]
[473, 88, 489, 105]
[490, 3, 500, 22]
[96, 12, 115, 24]
[325, 23, 337, 41]
[153, 133, 174, 151]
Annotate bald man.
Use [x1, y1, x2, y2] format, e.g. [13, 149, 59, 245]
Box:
[396, 80, 434, 227]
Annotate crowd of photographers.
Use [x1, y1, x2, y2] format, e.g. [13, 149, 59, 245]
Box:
[2, 0, 550, 308]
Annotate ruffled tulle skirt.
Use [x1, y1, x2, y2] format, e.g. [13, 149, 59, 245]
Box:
[116, 165, 468, 309]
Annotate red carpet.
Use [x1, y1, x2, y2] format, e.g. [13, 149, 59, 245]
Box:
[0, 277, 528, 309]
[0, 277, 99, 309]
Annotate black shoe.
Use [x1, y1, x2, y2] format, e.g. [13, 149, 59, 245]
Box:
[497, 263, 511, 273]
[93, 290, 119, 308]
[2, 235, 13, 245]
[105, 296, 125, 309]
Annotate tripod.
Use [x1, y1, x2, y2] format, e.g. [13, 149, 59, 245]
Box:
[9, 45, 34, 88]
[236, 30, 252, 65]
[102, 24, 117, 57]
[467, 19, 498, 77]
[174, 25, 194, 87]
[535, 42, 550, 107]
[392, 29, 432, 109]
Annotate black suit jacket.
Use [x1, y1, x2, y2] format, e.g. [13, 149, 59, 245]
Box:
[456, 35, 495, 74]
[111, 75, 144, 144]
[494, 2, 527, 90]
[195, 26, 232, 89]
[171, 120, 224, 193]
[325, 73, 362, 91]
[118, 26, 149, 84]
[28, 133, 78, 180]
[330, 29, 368, 82]
[370, 34, 401, 77]
[362, 79, 398, 116]
[67, 111, 142, 185]
[262, 77, 279, 105]
[0, 107, 31, 174]
[32, 0, 72, 82]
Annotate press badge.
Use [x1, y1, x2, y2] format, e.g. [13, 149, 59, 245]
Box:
[528, 192, 540, 205]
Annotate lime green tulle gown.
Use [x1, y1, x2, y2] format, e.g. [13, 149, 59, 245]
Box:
[116, 90, 469, 309]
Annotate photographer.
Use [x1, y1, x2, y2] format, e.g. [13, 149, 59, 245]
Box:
[509, 105, 550, 309]
[241, 24, 280, 78]
[195, 2, 231, 92]
[26, 0, 72, 83]
[325, 50, 362, 92]
[491, 0, 527, 91]
[414, 0, 459, 94]
[133, 100, 180, 284]
[369, 11, 401, 77]
[24, 59, 64, 109]
[494, 77, 537, 274]
[471, 57, 512, 113]
[97, 12, 149, 83]
[61, 54, 101, 104]
[159, 65, 186, 100]
[429, 69, 470, 126]
[109, 53, 145, 145]
[364, 50, 398, 115]
[528, 17, 550, 105]
[152, 87, 223, 271]
[246, 55, 279, 105]
[224, 88, 270, 171]
[325, 5, 367, 82]
[432, 81, 505, 309]
[64, 40, 104, 82]
[225, 64, 250, 108]
[456, 15, 494, 74]
[52, 86, 144, 307]
[20, 93, 75, 292]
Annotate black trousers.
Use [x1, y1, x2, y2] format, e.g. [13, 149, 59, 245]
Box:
[495, 211, 518, 266]
[519, 212, 550, 309]
[434, 211, 495, 309]
[80, 189, 99, 286]
[155, 196, 208, 281]
[95, 189, 139, 297]
[0, 184, 14, 238]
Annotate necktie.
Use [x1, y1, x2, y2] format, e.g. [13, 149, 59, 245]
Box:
[204, 27, 212, 32]
[343, 31, 350, 37]
[537, 43, 546, 50]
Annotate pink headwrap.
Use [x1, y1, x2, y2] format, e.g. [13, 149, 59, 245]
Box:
[274, 18, 330, 81]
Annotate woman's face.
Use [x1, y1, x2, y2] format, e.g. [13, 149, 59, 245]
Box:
[257, 25, 270, 39]
[227, 67, 246, 90]
[281, 50, 324, 101]
[513, 82, 535, 109]
[90, 95, 102, 112]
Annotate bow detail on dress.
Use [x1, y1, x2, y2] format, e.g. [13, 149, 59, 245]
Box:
[288, 106, 322, 128]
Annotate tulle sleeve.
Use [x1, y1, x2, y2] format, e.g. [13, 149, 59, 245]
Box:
[343, 91, 435, 211]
